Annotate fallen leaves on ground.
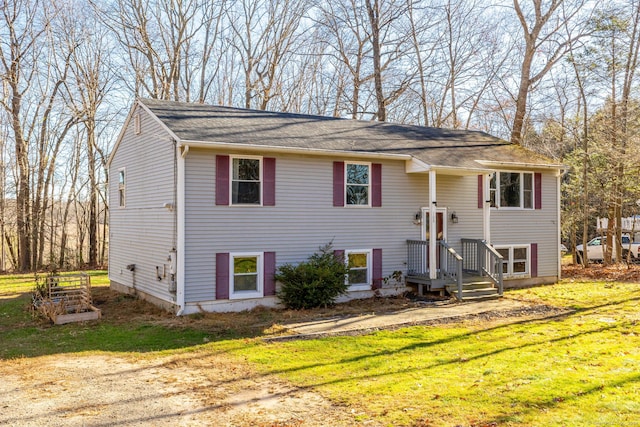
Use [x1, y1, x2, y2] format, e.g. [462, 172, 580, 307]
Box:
[562, 263, 640, 282]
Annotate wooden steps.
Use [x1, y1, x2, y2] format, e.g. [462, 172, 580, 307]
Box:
[446, 280, 501, 301]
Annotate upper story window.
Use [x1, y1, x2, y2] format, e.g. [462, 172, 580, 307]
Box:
[346, 162, 370, 206]
[490, 171, 533, 209]
[118, 169, 126, 207]
[231, 156, 261, 205]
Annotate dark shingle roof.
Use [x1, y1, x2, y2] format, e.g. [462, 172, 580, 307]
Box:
[140, 98, 558, 171]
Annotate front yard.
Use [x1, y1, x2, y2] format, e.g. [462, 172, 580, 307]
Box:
[1, 269, 639, 426]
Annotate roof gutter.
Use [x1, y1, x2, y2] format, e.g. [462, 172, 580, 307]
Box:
[476, 160, 565, 170]
[177, 139, 414, 161]
[430, 165, 494, 175]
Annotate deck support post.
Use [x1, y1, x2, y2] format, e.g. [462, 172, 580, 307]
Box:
[483, 173, 491, 243]
[429, 170, 437, 280]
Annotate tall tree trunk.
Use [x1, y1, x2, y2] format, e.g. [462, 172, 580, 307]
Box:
[511, 51, 533, 145]
[11, 93, 31, 271]
[366, 0, 386, 121]
[510, 0, 586, 145]
[407, 1, 429, 126]
[88, 122, 98, 267]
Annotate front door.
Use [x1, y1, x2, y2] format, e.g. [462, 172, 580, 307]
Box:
[421, 208, 446, 242]
[421, 208, 447, 270]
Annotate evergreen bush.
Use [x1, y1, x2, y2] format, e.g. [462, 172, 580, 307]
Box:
[275, 243, 349, 309]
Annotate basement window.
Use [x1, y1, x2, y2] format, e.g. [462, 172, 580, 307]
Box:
[495, 245, 530, 278]
[229, 252, 263, 299]
[346, 249, 371, 291]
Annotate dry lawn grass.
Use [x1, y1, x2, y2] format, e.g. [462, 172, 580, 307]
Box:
[91, 285, 448, 336]
[3, 286, 423, 427]
[3, 265, 630, 426]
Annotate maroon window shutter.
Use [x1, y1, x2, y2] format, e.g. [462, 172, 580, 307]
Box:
[477, 175, 483, 209]
[534, 173, 542, 209]
[263, 252, 276, 296]
[530, 243, 538, 278]
[216, 155, 230, 206]
[372, 163, 382, 207]
[333, 249, 345, 262]
[216, 253, 230, 299]
[263, 157, 276, 206]
[372, 248, 383, 289]
[333, 161, 344, 206]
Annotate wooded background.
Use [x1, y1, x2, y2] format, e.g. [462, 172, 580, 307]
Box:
[1, 0, 638, 272]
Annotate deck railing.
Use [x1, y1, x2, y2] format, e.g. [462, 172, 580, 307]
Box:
[438, 240, 463, 300]
[406, 239, 464, 299]
[407, 239, 429, 279]
[408, 239, 503, 298]
[461, 239, 504, 295]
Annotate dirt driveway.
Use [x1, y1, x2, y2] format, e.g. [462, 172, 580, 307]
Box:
[3, 286, 434, 427]
[0, 351, 369, 427]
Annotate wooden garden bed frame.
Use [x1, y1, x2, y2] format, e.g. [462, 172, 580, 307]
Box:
[36, 273, 101, 325]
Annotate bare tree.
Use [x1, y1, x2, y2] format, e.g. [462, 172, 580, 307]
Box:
[191, 0, 227, 103]
[510, 0, 590, 145]
[363, 0, 414, 121]
[226, 0, 307, 110]
[315, 0, 374, 119]
[0, 0, 74, 271]
[62, 2, 115, 267]
[96, 0, 204, 101]
[589, 3, 640, 263]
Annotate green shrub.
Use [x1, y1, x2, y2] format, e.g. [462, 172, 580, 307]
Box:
[275, 243, 349, 309]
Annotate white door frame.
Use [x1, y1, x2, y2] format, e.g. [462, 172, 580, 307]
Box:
[420, 207, 448, 242]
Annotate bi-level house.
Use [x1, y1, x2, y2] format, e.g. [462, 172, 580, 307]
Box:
[107, 99, 563, 314]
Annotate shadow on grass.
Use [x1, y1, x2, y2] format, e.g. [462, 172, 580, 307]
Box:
[4, 281, 640, 363]
[239, 293, 640, 389]
[484, 372, 640, 425]
[0, 290, 266, 359]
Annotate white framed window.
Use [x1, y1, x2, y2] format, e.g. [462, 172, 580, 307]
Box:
[490, 171, 534, 209]
[346, 249, 371, 290]
[231, 156, 262, 205]
[118, 168, 126, 208]
[345, 162, 370, 206]
[495, 245, 530, 278]
[229, 252, 263, 299]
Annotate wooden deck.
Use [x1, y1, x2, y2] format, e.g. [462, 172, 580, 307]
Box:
[406, 238, 504, 300]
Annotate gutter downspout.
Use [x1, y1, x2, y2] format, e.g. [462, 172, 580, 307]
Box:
[176, 144, 187, 315]
[557, 170, 562, 281]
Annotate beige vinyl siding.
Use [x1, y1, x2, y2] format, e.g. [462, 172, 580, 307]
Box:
[490, 171, 559, 278]
[183, 149, 431, 303]
[435, 174, 484, 252]
[108, 106, 178, 304]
